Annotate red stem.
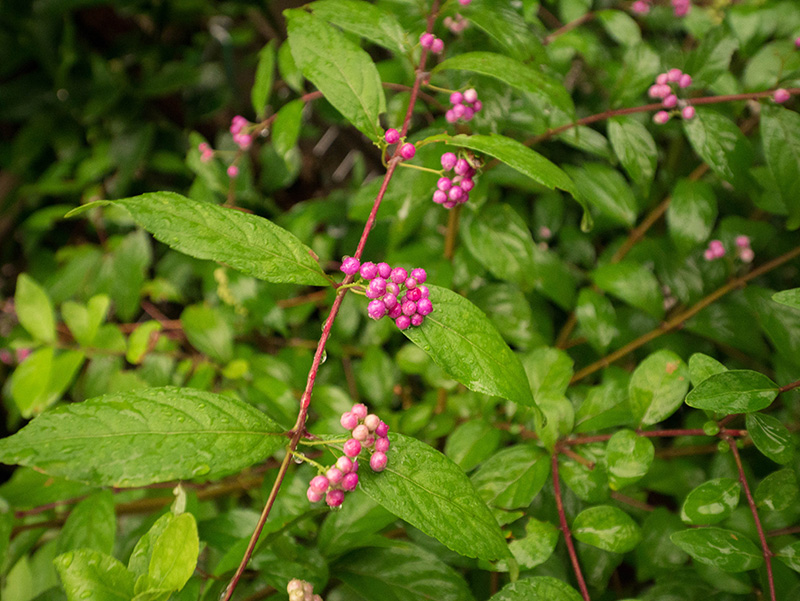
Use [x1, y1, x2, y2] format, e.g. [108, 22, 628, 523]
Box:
[552, 451, 591, 601]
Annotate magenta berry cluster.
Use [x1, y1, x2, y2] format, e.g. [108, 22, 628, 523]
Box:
[703, 239, 725, 261]
[230, 115, 252, 151]
[703, 236, 754, 263]
[444, 14, 468, 34]
[287, 579, 322, 601]
[649, 69, 695, 124]
[340, 258, 433, 330]
[445, 89, 482, 124]
[305, 403, 391, 508]
[198, 142, 214, 163]
[433, 152, 476, 209]
[632, 0, 690, 17]
[419, 32, 444, 54]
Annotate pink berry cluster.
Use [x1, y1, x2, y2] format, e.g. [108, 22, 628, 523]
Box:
[287, 579, 322, 601]
[444, 14, 469, 34]
[420, 32, 444, 54]
[230, 115, 252, 151]
[340, 258, 433, 330]
[305, 403, 391, 508]
[632, 0, 690, 17]
[649, 69, 695, 124]
[433, 152, 476, 209]
[445, 89, 482, 124]
[198, 142, 214, 163]
[384, 129, 417, 160]
[703, 236, 754, 263]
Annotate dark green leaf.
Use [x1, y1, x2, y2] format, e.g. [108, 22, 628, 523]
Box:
[0, 387, 285, 487]
[670, 527, 763, 572]
[754, 469, 798, 511]
[685, 27, 739, 87]
[444, 420, 501, 472]
[574, 374, 633, 433]
[687, 353, 727, 388]
[318, 491, 397, 558]
[251, 40, 276, 120]
[572, 505, 642, 553]
[54, 549, 135, 601]
[489, 576, 583, 601]
[596, 10, 641, 47]
[359, 433, 510, 562]
[746, 412, 795, 464]
[685, 370, 778, 413]
[503, 518, 559, 571]
[563, 163, 638, 227]
[667, 179, 718, 254]
[471, 445, 551, 512]
[285, 9, 386, 141]
[776, 541, 800, 574]
[592, 261, 664, 318]
[762, 105, 800, 228]
[629, 350, 689, 426]
[465, 0, 544, 62]
[521, 347, 573, 399]
[310, 0, 407, 54]
[402, 285, 537, 410]
[56, 491, 115, 556]
[607, 116, 656, 194]
[15, 273, 56, 343]
[683, 109, 753, 190]
[606, 429, 654, 490]
[560, 445, 609, 503]
[680, 478, 741, 525]
[468, 284, 538, 350]
[635, 509, 689, 581]
[575, 289, 618, 353]
[272, 99, 304, 158]
[180, 305, 234, 364]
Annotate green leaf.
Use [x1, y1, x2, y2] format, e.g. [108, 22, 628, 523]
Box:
[285, 9, 386, 141]
[318, 492, 397, 558]
[761, 105, 800, 229]
[56, 491, 116, 556]
[607, 116, 656, 194]
[471, 445, 551, 512]
[358, 433, 510, 562]
[628, 350, 689, 426]
[272, 99, 304, 158]
[126, 321, 162, 365]
[180, 304, 234, 364]
[572, 505, 642, 553]
[72, 193, 328, 286]
[687, 353, 727, 388]
[575, 374, 633, 433]
[560, 445, 609, 503]
[746, 412, 795, 464]
[685, 370, 778, 413]
[444, 420, 502, 472]
[755, 468, 798, 511]
[489, 576, 584, 601]
[336, 542, 474, 601]
[684, 27, 739, 87]
[0, 387, 285, 487]
[433, 51, 575, 119]
[54, 549, 135, 601]
[773, 288, 800, 311]
[596, 10, 641, 47]
[521, 347, 573, 399]
[575, 288, 618, 353]
[465, 0, 544, 62]
[605, 429, 654, 490]
[402, 285, 537, 411]
[9, 348, 85, 418]
[62, 294, 110, 347]
[776, 541, 800, 574]
[680, 478, 741, 525]
[670, 527, 763, 572]
[251, 40, 276, 120]
[310, 0, 407, 54]
[15, 273, 56, 343]
[592, 261, 664, 318]
[503, 518, 559, 571]
[666, 179, 718, 254]
[563, 163, 638, 227]
[683, 109, 753, 190]
[147, 513, 199, 593]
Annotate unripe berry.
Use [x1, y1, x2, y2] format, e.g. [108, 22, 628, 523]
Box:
[307, 488, 323, 503]
[663, 94, 678, 108]
[384, 128, 400, 144]
[376, 421, 389, 437]
[340, 411, 358, 430]
[679, 73, 692, 88]
[420, 32, 435, 48]
[336, 456, 354, 473]
[368, 299, 387, 320]
[364, 414, 381, 431]
[375, 436, 391, 453]
[441, 152, 458, 170]
[417, 298, 433, 316]
[326, 489, 345, 507]
[390, 267, 407, 284]
[681, 106, 696, 120]
[740, 247, 754, 263]
[735, 235, 750, 248]
[445, 110, 457, 123]
[463, 88, 478, 104]
[340, 256, 360, 275]
[310, 475, 330, 493]
[709, 240, 725, 258]
[430, 38, 444, 54]
[667, 68, 683, 82]
[352, 403, 368, 419]
[370, 451, 388, 472]
[343, 438, 362, 458]
[326, 467, 344, 484]
[656, 72, 668, 85]
[353, 424, 370, 441]
[377, 262, 392, 278]
[396, 315, 411, 330]
[400, 143, 416, 159]
[411, 314, 424, 326]
[360, 261, 378, 280]
[342, 472, 359, 491]
[410, 268, 426, 283]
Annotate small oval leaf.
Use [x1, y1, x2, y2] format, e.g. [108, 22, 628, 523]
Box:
[685, 370, 778, 413]
[489, 576, 584, 601]
[670, 527, 763, 572]
[746, 412, 795, 464]
[572, 505, 642, 553]
[680, 478, 741, 525]
[605, 429, 654, 490]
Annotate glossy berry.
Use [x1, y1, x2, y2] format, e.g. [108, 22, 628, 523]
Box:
[309, 475, 330, 493]
[342, 472, 359, 491]
[663, 94, 678, 108]
[326, 467, 344, 484]
[410, 268, 426, 283]
[227, 165, 239, 178]
[419, 33, 435, 49]
[336, 456, 354, 473]
[404, 277, 417, 290]
[340, 256, 361, 276]
[411, 313, 424, 326]
[375, 436, 391, 453]
[352, 403, 368, 419]
[343, 438, 362, 458]
[384, 128, 400, 144]
[307, 488, 323, 503]
[364, 414, 381, 431]
[437, 177, 452, 191]
[463, 88, 478, 104]
[368, 277, 387, 296]
[388, 304, 403, 319]
[450, 92, 463, 105]
[433, 190, 447, 204]
[441, 152, 458, 170]
[352, 424, 369, 441]
[400, 143, 416, 159]
[653, 111, 670, 125]
[681, 106, 696, 120]
[360, 261, 378, 280]
[679, 74, 692, 88]
[735, 235, 750, 248]
[430, 38, 444, 54]
[377, 262, 392, 278]
[326, 489, 345, 507]
[376, 421, 389, 437]
[774, 88, 791, 103]
[370, 451, 388, 472]
[395, 315, 411, 330]
[383, 293, 398, 310]
[402, 300, 417, 316]
[406, 287, 422, 302]
[368, 300, 387, 320]
[364, 434, 376, 448]
[390, 267, 407, 284]
[417, 298, 433, 316]
[340, 411, 358, 430]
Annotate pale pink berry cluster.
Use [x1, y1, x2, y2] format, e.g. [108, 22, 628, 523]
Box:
[287, 579, 322, 601]
[305, 404, 391, 508]
[632, 0, 690, 17]
[703, 239, 725, 261]
[341, 258, 433, 330]
[229, 115, 252, 151]
[703, 236, 754, 263]
[445, 89, 482, 124]
[433, 152, 476, 209]
[420, 32, 444, 54]
[198, 142, 214, 163]
[383, 129, 417, 160]
[650, 69, 695, 124]
[444, 14, 469, 34]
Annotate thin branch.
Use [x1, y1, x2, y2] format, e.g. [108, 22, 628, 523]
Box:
[543, 12, 596, 45]
[552, 451, 591, 601]
[444, 204, 461, 260]
[779, 378, 800, 393]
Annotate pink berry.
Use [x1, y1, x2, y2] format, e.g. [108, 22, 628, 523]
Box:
[632, 0, 650, 13]
[340, 257, 360, 275]
[663, 94, 678, 108]
[368, 299, 387, 320]
[420, 33, 434, 49]
[463, 88, 478, 104]
[417, 285, 429, 298]
[653, 111, 670, 125]
[375, 437, 391, 453]
[353, 424, 369, 441]
[417, 298, 433, 316]
[326, 489, 345, 507]
[454, 159, 469, 175]
[364, 434, 376, 448]
[796, 37, 800, 49]
[450, 92, 464, 105]
[400, 143, 416, 159]
[396, 315, 411, 330]
[326, 467, 344, 485]
[310, 475, 330, 493]
[368, 277, 387, 296]
[386, 282, 400, 296]
[352, 403, 368, 419]
[667, 68, 683, 82]
[377, 262, 392, 278]
[735, 235, 750, 248]
[344, 438, 362, 458]
[364, 414, 381, 431]
[461, 178, 475, 192]
[307, 488, 323, 503]
[679, 74, 692, 88]
[441, 152, 458, 170]
[410, 268, 426, 283]
[404, 277, 417, 290]
[458, 0, 471, 5]
[704, 248, 715, 261]
[433, 190, 447, 204]
[682, 106, 696, 120]
[437, 177, 452, 191]
[336, 456, 354, 473]
[656, 73, 668, 85]
[411, 313, 425, 326]
[383, 293, 398, 310]
[740, 247, 754, 263]
[430, 38, 444, 54]
[340, 411, 358, 430]
[388, 304, 403, 319]
[376, 421, 389, 437]
[774, 88, 791, 103]
[402, 300, 417, 316]
[448, 186, 464, 202]
[390, 267, 407, 284]
[472, 100, 482, 112]
[443, 200, 457, 209]
[445, 110, 457, 123]
[709, 240, 725, 258]
[227, 165, 239, 178]
[370, 452, 388, 472]
[360, 261, 378, 280]
[384, 128, 400, 144]
[406, 287, 422, 302]
[462, 107, 475, 121]
[351, 459, 360, 472]
[452, 103, 466, 119]
[342, 472, 359, 491]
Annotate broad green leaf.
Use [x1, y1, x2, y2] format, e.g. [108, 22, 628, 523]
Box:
[667, 179, 718, 254]
[61, 294, 110, 347]
[54, 549, 135, 601]
[629, 350, 689, 426]
[563, 163, 638, 227]
[469, 284, 539, 350]
[489, 576, 583, 601]
[670, 528, 763, 572]
[776, 541, 800, 574]
[0, 387, 285, 487]
[606, 429, 654, 490]
[251, 40, 276, 120]
[402, 285, 537, 411]
[635, 509, 689, 581]
[596, 10, 641, 47]
[310, 0, 407, 54]
[444, 420, 501, 472]
[278, 40, 304, 94]
[575, 288, 618, 353]
[746, 412, 795, 464]
[592, 261, 664, 318]
[424, 133, 577, 197]
[687, 353, 727, 387]
[180, 305, 233, 363]
[521, 347, 573, 399]
[572, 505, 642, 553]
[433, 52, 574, 119]
[684, 27, 739, 87]
[754, 469, 798, 511]
[147, 513, 199, 592]
[56, 491, 116, 556]
[9, 348, 85, 418]
[607, 116, 656, 194]
[15, 273, 56, 343]
[69, 193, 328, 286]
[680, 478, 741, 525]
[471, 445, 551, 512]
[358, 433, 510, 562]
[503, 518, 559, 571]
[575, 373, 633, 433]
[560, 445, 610, 503]
[110, 230, 152, 321]
[466, 0, 544, 62]
[129, 514, 174, 582]
[683, 109, 753, 190]
[272, 99, 304, 158]
[336, 543, 474, 601]
[126, 321, 162, 365]
[773, 288, 800, 311]
[318, 491, 397, 558]
[685, 370, 778, 413]
[762, 105, 800, 229]
[285, 9, 386, 141]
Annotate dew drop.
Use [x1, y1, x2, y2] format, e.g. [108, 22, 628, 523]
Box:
[320, 350, 327, 365]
